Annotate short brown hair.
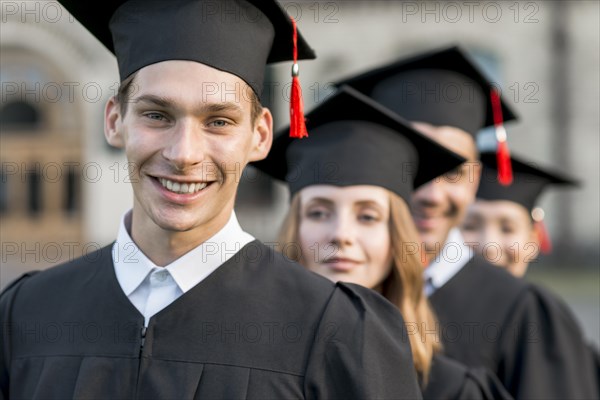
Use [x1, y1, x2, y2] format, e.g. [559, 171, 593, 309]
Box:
[115, 72, 263, 125]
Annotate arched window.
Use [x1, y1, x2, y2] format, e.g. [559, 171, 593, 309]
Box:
[0, 101, 42, 131]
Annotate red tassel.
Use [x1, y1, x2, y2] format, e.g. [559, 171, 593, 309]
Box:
[289, 17, 308, 139]
[497, 137, 513, 185]
[534, 220, 552, 254]
[491, 88, 512, 185]
[532, 208, 552, 254]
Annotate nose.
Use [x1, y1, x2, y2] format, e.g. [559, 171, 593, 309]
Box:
[162, 120, 205, 169]
[329, 213, 355, 248]
[481, 227, 503, 263]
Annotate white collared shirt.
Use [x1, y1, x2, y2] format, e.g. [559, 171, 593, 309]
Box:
[423, 228, 474, 297]
[112, 210, 255, 326]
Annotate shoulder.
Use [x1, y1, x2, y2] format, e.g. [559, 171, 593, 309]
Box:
[238, 241, 407, 325]
[236, 240, 338, 301]
[314, 281, 410, 350]
[467, 256, 529, 295]
[425, 354, 469, 398]
[426, 354, 513, 400]
[330, 281, 407, 324]
[512, 281, 589, 340]
[0, 245, 112, 310]
[431, 256, 529, 317]
[303, 282, 421, 398]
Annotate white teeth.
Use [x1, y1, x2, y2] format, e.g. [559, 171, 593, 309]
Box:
[158, 178, 208, 194]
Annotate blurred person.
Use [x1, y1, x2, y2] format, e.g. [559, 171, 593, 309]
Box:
[462, 151, 579, 277]
[256, 85, 512, 399]
[336, 45, 600, 398]
[462, 150, 600, 388]
[0, 1, 423, 399]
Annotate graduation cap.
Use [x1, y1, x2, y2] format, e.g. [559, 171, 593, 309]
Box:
[252, 85, 466, 203]
[335, 45, 519, 184]
[59, 0, 315, 137]
[478, 151, 579, 253]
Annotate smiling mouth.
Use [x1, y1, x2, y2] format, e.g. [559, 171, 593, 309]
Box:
[322, 257, 362, 272]
[158, 178, 209, 194]
[322, 257, 362, 266]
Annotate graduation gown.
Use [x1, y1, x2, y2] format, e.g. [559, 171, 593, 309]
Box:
[423, 354, 513, 400]
[0, 241, 422, 399]
[429, 256, 600, 399]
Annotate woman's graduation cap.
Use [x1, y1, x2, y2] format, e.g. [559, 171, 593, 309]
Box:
[478, 151, 579, 253]
[335, 45, 519, 185]
[58, 0, 315, 137]
[252, 86, 466, 203]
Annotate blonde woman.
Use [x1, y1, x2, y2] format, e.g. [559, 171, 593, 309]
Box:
[255, 86, 511, 399]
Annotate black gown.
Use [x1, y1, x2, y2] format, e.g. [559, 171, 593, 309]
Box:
[0, 241, 422, 399]
[423, 354, 513, 400]
[429, 256, 600, 399]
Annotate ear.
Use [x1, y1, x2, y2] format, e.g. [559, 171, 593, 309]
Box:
[247, 107, 273, 162]
[104, 96, 125, 148]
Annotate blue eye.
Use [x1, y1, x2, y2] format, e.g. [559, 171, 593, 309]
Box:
[209, 120, 229, 128]
[144, 112, 167, 121]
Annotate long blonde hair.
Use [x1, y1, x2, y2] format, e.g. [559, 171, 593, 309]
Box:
[278, 190, 441, 382]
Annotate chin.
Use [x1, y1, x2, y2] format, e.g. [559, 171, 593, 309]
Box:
[422, 230, 448, 250]
[151, 210, 204, 232]
[156, 220, 198, 232]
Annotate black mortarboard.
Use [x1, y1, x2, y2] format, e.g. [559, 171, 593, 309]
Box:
[252, 86, 466, 203]
[477, 151, 579, 213]
[335, 45, 518, 136]
[58, 0, 316, 96]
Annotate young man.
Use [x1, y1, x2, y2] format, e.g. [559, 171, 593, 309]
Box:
[0, 2, 422, 398]
[338, 45, 600, 399]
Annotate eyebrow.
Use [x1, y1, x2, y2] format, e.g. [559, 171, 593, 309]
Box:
[132, 94, 244, 115]
[305, 197, 334, 207]
[354, 200, 385, 209]
[305, 197, 385, 208]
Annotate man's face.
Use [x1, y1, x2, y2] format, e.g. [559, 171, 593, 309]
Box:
[410, 123, 481, 255]
[104, 60, 272, 238]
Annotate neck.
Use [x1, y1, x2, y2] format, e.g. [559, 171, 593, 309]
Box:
[129, 207, 233, 267]
[422, 242, 443, 267]
[422, 229, 458, 267]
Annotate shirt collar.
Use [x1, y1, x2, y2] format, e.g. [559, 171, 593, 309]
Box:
[112, 210, 156, 296]
[423, 228, 474, 293]
[112, 210, 255, 295]
[167, 211, 255, 292]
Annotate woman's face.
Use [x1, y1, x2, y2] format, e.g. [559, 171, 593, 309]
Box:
[461, 200, 539, 277]
[298, 185, 393, 289]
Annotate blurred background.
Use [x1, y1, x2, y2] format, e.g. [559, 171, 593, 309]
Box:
[1, 1, 598, 346]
